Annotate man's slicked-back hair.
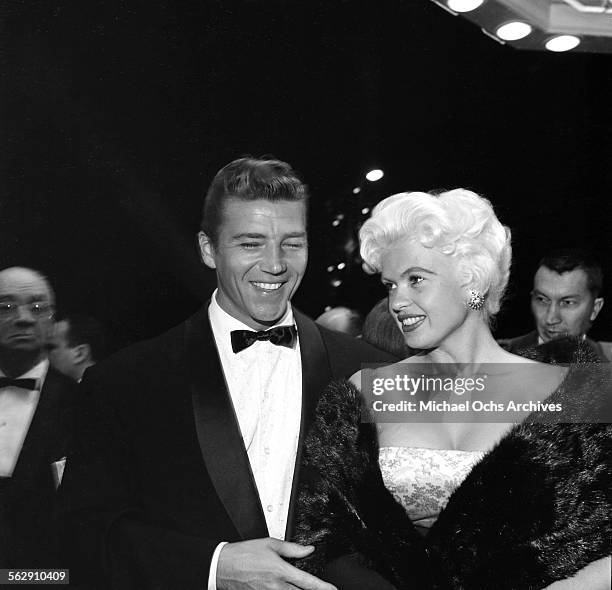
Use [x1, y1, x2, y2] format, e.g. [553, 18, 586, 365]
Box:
[538, 248, 604, 297]
[62, 314, 107, 362]
[200, 156, 309, 246]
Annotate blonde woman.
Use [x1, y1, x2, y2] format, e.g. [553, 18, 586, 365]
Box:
[295, 189, 610, 589]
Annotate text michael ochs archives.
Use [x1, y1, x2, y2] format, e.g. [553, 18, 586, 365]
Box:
[358, 362, 611, 424]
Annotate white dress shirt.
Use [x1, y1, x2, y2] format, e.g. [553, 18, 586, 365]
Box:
[0, 359, 48, 477]
[207, 291, 302, 590]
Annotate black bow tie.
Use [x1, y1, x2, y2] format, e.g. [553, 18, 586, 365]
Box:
[0, 377, 39, 390]
[231, 325, 297, 354]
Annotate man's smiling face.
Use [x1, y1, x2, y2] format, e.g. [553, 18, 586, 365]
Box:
[199, 198, 308, 330]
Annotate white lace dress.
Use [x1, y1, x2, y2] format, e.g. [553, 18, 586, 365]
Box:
[378, 446, 485, 531]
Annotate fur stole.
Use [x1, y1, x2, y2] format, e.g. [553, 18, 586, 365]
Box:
[292, 342, 611, 589]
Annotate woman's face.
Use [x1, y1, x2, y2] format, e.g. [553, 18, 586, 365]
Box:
[380, 237, 470, 350]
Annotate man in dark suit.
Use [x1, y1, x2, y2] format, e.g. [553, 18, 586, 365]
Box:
[499, 249, 611, 361]
[0, 266, 78, 568]
[49, 314, 107, 382]
[60, 158, 394, 590]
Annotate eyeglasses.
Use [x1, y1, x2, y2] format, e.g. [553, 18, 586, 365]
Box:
[0, 302, 55, 320]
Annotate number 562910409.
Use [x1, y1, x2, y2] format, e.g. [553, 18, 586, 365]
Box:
[1, 569, 69, 584]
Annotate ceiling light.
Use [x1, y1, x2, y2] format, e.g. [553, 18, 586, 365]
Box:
[545, 35, 581, 52]
[559, 0, 612, 14]
[365, 169, 384, 182]
[496, 21, 532, 41]
[447, 0, 484, 13]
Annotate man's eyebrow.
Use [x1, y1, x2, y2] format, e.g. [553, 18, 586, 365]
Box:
[532, 290, 583, 299]
[230, 232, 307, 241]
[230, 232, 266, 241]
[0, 295, 49, 303]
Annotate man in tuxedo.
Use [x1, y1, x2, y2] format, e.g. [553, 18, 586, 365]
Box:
[499, 249, 611, 360]
[49, 314, 107, 382]
[0, 266, 78, 568]
[60, 157, 395, 589]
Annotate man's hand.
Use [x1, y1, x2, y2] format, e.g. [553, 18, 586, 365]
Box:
[216, 537, 337, 590]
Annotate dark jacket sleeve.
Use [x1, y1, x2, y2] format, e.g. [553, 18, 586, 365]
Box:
[59, 372, 216, 590]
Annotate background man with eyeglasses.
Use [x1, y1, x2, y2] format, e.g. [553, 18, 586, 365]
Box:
[0, 266, 78, 568]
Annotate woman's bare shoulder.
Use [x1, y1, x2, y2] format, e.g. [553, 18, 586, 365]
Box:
[350, 358, 421, 389]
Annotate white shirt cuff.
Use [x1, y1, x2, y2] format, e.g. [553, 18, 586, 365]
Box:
[207, 541, 228, 590]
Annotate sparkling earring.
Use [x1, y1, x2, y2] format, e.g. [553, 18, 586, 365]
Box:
[467, 289, 485, 310]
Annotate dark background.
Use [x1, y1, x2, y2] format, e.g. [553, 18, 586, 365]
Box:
[2, 0, 611, 350]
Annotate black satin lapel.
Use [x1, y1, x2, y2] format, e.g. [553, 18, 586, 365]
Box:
[294, 310, 332, 431]
[12, 370, 63, 483]
[186, 307, 268, 540]
[285, 309, 332, 540]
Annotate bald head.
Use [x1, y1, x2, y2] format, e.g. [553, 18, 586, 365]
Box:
[0, 267, 55, 375]
[0, 267, 54, 301]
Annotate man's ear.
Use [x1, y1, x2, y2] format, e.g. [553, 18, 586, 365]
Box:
[198, 231, 217, 269]
[72, 343, 91, 365]
[590, 297, 604, 322]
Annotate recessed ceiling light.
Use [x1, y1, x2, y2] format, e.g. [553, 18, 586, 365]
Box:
[545, 35, 580, 52]
[447, 0, 484, 13]
[496, 21, 532, 41]
[365, 169, 384, 182]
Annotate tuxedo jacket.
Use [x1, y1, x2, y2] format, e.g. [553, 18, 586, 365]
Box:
[0, 367, 78, 568]
[499, 330, 612, 362]
[59, 306, 395, 590]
